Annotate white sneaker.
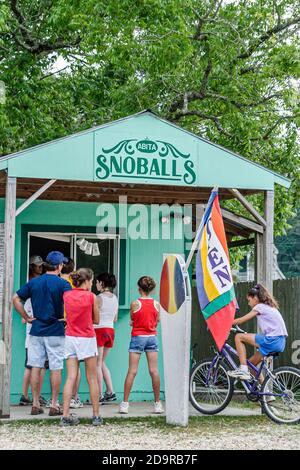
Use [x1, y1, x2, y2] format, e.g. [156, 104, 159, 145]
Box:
[46, 399, 59, 408]
[153, 401, 164, 414]
[227, 368, 251, 381]
[70, 398, 80, 409]
[119, 401, 129, 414]
[76, 398, 83, 408]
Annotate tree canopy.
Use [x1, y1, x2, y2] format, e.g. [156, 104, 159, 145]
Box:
[0, 0, 299, 237]
[276, 209, 300, 278]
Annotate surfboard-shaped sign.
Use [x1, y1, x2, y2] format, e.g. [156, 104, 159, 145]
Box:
[160, 254, 191, 426]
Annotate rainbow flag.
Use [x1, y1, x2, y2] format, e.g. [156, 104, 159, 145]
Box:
[195, 188, 236, 351]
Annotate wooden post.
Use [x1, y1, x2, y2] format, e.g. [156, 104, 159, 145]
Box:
[261, 190, 275, 386]
[263, 190, 274, 293]
[0, 176, 16, 418]
[255, 233, 264, 284]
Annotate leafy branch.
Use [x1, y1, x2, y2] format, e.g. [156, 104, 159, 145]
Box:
[9, 0, 81, 54]
[166, 2, 300, 143]
[237, 15, 300, 60]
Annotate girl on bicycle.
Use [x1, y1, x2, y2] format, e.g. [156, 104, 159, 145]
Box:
[228, 283, 288, 381]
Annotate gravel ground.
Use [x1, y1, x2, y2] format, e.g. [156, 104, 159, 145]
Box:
[0, 416, 299, 450]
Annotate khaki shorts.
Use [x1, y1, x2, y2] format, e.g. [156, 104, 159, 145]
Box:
[28, 335, 65, 370]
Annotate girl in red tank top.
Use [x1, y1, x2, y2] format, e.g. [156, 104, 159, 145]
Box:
[119, 276, 164, 415]
[62, 268, 103, 426]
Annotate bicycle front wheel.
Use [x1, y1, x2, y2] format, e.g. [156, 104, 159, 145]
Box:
[189, 358, 234, 415]
[261, 366, 300, 425]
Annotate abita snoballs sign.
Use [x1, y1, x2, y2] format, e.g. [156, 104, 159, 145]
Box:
[94, 138, 197, 185]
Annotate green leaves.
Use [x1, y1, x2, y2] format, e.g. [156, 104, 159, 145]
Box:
[0, 0, 299, 244]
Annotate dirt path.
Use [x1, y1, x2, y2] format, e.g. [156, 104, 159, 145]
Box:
[0, 416, 299, 450]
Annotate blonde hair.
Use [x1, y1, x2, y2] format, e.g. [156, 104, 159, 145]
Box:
[70, 268, 94, 288]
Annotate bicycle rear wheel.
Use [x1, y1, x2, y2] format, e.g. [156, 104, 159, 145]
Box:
[261, 366, 300, 425]
[189, 358, 234, 415]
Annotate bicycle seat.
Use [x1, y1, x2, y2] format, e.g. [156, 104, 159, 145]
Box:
[265, 352, 280, 358]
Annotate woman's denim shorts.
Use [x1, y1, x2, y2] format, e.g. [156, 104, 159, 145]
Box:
[129, 336, 159, 353]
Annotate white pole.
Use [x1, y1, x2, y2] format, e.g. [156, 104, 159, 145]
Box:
[16, 179, 56, 217]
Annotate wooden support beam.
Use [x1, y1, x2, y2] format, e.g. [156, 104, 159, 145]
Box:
[228, 238, 255, 248]
[221, 208, 264, 235]
[262, 190, 275, 376]
[0, 176, 16, 418]
[16, 179, 56, 216]
[193, 204, 263, 235]
[255, 233, 264, 284]
[228, 188, 267, 228]
[263, 190, 274, 293]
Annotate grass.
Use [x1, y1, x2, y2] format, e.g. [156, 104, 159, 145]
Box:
[0, 414, 269, 430]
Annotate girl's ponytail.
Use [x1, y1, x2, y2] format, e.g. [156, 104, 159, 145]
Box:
[70, 268, 94, 287]
[248, 283, 278, 309]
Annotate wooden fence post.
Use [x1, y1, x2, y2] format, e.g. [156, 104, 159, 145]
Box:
[263, 190, 274, 293]
[0, 175, 16, 418]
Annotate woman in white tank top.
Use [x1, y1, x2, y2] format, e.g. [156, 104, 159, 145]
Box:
[95, 273, 118, 403]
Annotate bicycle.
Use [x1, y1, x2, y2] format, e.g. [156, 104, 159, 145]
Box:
[190, 342, 198, 370]
[189, 326, 300, 424]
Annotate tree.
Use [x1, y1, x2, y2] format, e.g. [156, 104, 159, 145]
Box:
[276, 209, 300, 278]
[0, 0, 299, 238]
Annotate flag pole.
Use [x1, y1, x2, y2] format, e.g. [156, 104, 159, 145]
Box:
[184, 186, 218, 272]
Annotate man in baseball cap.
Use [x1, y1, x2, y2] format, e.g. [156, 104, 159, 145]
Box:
[29, 255, 44, 266]
[13, 250, 72, 417]
[45, 251, 68, 266]
[19, 254, 45, 408]
[28, 255, 44, 279]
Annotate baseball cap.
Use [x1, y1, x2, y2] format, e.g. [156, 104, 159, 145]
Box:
[29, 255, 44, 266]
[45, 251, 68, 266]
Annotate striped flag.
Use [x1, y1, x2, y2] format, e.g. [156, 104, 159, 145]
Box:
[195, 188, 236, 351]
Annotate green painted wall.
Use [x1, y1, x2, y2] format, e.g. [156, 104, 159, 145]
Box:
[0, 198, 185, 403]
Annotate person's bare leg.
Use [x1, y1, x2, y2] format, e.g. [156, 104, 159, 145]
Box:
[96, 347, 104, 397]
[248, 351, 264, 383]
[85, 356, 100, 416]
[50, 370, 62, 408]
[72, 367, 81, 399]
[102, 348, 113, 394]
[123, 353, 141, 402]
[39, 368, 45, 397]
[22, 368, 31, 399]
[30, 367, 42, 408]
[146, 352, 160, 402]
[63, 358, 78, 418]
[235, 333, 257, 366]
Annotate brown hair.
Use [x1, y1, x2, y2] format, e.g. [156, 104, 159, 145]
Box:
[247, 283, 279, 309]
[61, 258, 75, 275]
[97, 272, 117, 290]
[70, 268, 94, 288]
[137, 276, 156, 294]
[44, 262, 58, 272]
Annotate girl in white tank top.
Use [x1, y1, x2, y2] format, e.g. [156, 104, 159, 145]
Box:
[94, 293, 118, 329]
[95, 273, 118, 403]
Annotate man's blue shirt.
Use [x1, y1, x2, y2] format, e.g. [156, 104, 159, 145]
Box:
[17, 274, 72, 336]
